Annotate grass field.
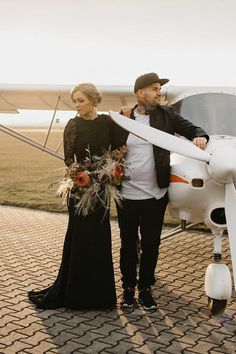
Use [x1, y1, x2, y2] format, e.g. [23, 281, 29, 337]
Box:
[0, 128, 178, 223]
[0, 129, 68, 212]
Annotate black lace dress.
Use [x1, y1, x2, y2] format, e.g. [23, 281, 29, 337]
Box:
[28, 114, 121, 309]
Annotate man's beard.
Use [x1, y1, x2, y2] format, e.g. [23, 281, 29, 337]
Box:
[137, 98, 159, 114]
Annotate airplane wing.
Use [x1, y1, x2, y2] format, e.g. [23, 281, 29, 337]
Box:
[1, 83, 236, 113]
[0, 84, 136, 113]
[165, 86, 236, 105]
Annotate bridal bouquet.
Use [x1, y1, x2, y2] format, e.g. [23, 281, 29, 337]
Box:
[52, 145, 129, 216]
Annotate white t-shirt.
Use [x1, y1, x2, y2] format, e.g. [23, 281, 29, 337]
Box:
[122, 111, 167, 200]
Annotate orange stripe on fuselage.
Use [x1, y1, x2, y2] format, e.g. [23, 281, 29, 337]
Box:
[170, 174, 189, 184]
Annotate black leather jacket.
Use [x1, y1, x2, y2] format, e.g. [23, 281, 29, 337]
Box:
[112, 105, 209, 189]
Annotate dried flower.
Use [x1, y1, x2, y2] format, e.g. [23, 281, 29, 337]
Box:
[52, 145, 129, 216]
[111, 145, 128, 161]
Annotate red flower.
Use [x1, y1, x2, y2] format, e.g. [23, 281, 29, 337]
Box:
[74, 171, 90, 187]
[112, 164, 124, 178]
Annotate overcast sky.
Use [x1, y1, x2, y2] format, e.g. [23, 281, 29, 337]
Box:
[1, 0, 236, 87]
[1, 0, 236, 127]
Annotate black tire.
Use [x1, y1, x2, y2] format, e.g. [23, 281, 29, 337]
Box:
[208, 297, 227, 315]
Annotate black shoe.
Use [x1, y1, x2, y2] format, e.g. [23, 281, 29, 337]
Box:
[121, 287, 135, 308]
[138, 287, 157, 310]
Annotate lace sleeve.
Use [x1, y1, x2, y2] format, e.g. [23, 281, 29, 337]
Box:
[63, 118, 77, 166]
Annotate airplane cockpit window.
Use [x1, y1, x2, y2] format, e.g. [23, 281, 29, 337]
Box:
[173, 93, 236, 136]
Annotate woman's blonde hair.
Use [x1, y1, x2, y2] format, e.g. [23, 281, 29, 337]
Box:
[70, 83, 102, 106]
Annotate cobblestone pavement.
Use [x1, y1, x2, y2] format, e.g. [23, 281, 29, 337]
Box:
[0, 205, 235, 354]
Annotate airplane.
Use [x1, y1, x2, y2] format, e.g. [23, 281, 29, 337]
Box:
[1, 82, 236, 315]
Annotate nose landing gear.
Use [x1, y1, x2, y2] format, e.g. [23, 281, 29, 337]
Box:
[208, 297, 228, 315]
[204, 231, 232, 315]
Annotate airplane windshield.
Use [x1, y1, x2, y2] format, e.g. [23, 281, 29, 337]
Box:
[173, 93, 236, 136]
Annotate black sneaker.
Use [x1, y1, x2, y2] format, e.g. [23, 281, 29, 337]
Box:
[138, 287, 157, 310]
[121, 287, 135, 308]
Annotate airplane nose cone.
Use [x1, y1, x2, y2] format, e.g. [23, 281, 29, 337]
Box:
[207, 146, 236, 183]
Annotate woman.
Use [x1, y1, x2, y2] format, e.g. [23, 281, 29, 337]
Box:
[28, 83, 120, 310]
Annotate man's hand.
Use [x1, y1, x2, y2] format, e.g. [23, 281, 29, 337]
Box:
[193, 137, 207, 150]
[120, 106, 132, 117]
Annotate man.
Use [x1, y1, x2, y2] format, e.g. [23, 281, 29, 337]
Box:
[116, 72, 208, 310]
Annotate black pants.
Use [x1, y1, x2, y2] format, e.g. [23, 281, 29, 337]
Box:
[116, 193, 168, 290]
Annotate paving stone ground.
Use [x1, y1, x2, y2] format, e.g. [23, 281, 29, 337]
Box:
[0, 205, 235, 354]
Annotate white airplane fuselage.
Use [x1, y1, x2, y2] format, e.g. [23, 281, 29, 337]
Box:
[168, 135, 236, 232]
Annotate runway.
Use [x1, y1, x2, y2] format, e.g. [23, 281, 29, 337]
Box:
[0, 205, 235, 354]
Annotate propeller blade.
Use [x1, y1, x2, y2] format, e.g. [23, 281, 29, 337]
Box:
[225, 182, 236, 289]
[110, 111, 211, 163]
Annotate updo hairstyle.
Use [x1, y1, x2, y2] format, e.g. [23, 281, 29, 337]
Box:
[70, 83, 102, 106]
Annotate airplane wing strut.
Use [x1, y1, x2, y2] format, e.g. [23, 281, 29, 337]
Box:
[0, 124, 64, 160]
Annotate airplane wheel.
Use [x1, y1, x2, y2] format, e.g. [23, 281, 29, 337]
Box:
[208, 297, 227, 315]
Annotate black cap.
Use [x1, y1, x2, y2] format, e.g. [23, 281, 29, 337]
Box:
[134, 72, 169, 93]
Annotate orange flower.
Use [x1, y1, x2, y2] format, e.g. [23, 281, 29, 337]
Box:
[74, 171, 90, 187]
[112, 164, 124, 178]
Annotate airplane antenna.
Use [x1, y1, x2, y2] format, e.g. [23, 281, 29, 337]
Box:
[43, 95, 61, 149]
[163, 87, 169, 105]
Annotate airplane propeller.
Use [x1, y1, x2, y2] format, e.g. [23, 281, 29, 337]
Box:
[109, 111, 236, 289]
[109, 111, 211, 163]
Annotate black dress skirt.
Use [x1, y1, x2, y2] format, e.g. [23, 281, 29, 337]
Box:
[28, 115, 119, 309]
[28, 201, 116, 309]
